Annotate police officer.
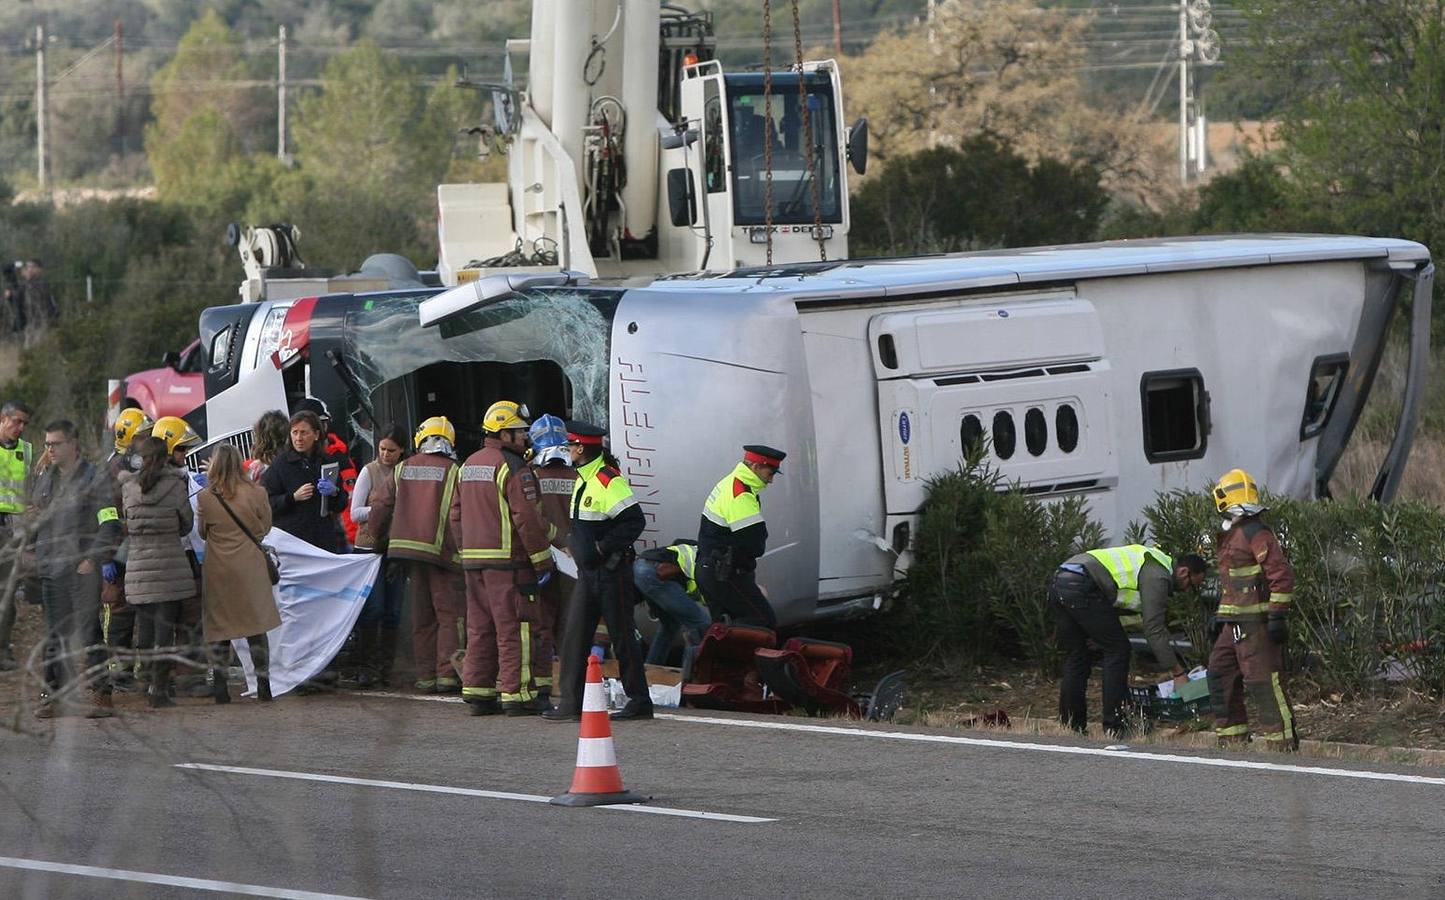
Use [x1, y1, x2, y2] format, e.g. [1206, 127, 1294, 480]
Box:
[0, 400, 33, 670]
[1050, 544, 1206, 738]
[452, 401, 555, 716]
[372, 417, 465, 694]
[528, 413, 576, 703]
[635, 542, 710, 682]
[1209, 468, 1298, 749]
[696, 445, 785, 628]
[542, 422, 649, 723]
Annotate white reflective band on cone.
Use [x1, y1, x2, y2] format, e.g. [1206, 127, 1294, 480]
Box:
[582, 682, 607, 712]
[575, 737, 618, 768]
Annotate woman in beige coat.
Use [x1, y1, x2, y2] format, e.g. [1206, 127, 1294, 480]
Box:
[198, 443, 281, 703]
[119, 436, 196, 709]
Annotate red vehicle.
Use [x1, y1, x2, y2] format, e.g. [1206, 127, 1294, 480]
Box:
[121, 338, 206, 421]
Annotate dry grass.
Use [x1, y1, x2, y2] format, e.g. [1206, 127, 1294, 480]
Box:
[1331, 436, 1445, 506]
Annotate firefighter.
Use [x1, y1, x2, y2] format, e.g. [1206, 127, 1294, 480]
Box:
[542, 422, 649, 723]
[1049, 544, 1207, 737]
[373, 416, 465, 694]
[1209, 468, 1298, 749]
[696, 445, 786, 629]
[101, 407, 153, 689]
[0, 400, 34, 671]
[451, 401, 555, 716]
[528, 413, 576, 703]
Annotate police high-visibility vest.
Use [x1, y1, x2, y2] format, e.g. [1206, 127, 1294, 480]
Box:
[0, 438, 30, 515]
[702, 462, 765, 532]
[570, 455, 638, 522]
[1085, 544, 1173, 612]
[668, 542, 700, 599]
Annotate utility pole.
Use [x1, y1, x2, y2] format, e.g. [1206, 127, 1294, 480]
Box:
[832, 0, 843, 56]
[1177, 0, 1188, 185]
[115, 19, 125, 156]
[277, 24, 288, 163]
[1178, 0, 1221, 185]
[35, 24, 48, 191]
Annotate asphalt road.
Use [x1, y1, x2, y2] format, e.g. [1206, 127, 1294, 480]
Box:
[1, 692, 1443, 899]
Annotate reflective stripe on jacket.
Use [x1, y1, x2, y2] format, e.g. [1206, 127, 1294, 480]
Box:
[452, 438, 553, 571]
[697, 461, 768, 567]
[670, 542, 700, 599]
[0, 438, 30, 514]
[1084, 544, 1173, 612]
[532, 459, 576, 548]
[1216, 517, 1294, 619]
[382, 452, 459, 566]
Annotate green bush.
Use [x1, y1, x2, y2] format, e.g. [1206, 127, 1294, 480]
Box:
[895, 458, 1103, 671]
[1129, 490, 1445, 697]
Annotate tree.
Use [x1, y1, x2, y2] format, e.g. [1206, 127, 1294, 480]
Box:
[841, 0, 1156, 192]
[849, 136, 1107, 256]
[1235, 0, 1445, 252]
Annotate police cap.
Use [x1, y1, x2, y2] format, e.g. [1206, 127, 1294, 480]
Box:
[565, 421, 607, 446]
[743, 444, 786, 470]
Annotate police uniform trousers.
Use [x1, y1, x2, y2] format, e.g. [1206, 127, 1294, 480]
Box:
[696, 558, 777, 629]
[462, 568, 545, 704]
[1048, 568, 1130, 734]
[555, 562, 647, 713]
[408, 561, 465, 685]
[1208, 621, 1296, 746]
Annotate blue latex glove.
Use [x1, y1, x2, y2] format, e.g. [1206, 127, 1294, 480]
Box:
[537, 570, 552, 587]
[101, 562, 119, 584]
[316, 478, 338, 497]
[192, 472, 208, 489]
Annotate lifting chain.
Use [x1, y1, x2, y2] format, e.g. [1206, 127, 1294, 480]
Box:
[762, 0, 775, 266]
[791, 0, 826, 262]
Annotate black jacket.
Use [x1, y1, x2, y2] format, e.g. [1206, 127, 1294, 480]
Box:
[261, 446, 349, 553]
[33, 459, 120, 578]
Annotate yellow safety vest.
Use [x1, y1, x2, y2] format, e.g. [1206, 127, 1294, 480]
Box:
[0, 438, 31, 515]
[668, 542, 701, 599]
[571, 455, 638, 521]
[701, 462, 765, 532]
[1085, 544, 1173, 612]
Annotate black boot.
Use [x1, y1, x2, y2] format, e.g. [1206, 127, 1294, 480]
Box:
[148, 661, 176, 709]
[248, 634, 273, 701]
[211, 667, 231, 704]
[610, 699, 654, 721]
[466, 696, 501, 716]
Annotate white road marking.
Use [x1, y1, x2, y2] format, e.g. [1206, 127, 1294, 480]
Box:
[175, 763, 775, 824]
[654, 713, 1445, 787]
[358, 688, 1445, 787]
[0, 855, 369, 899]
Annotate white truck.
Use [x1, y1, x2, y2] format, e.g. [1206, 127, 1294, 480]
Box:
[435, 0, 867, 284]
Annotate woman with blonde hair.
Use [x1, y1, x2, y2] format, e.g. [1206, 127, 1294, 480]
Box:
[198, 443, 281, 702]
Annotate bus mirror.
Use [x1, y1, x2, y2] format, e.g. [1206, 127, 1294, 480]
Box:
[667, 168, 697, 227]
[847, 118, 869, 176]
[660, 127, 698, 150]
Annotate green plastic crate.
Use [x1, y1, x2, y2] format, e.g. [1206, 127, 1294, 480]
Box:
[1129, 684, 1210, 722]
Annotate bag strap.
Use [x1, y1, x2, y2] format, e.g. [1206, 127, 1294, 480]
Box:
[215, 493, 266, 551]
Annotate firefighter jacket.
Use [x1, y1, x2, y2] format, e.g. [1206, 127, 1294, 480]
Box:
[32, 458, 120, 579]
[568, 454, 645, 570]
[532, 459, 577, 548]
[451, 437, 554, 572]
[1216, 515, 1294, 621]
[377, 451, 459, 568]
[698, 462, 768, 570]
[0, 437, 32, 517]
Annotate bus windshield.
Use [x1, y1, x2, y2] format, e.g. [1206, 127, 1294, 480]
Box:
[726, 73, 842, 227]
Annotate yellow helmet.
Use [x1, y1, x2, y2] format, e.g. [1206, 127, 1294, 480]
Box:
[113, 408, 154, 454]
[151, 416, 201, 455]
[413, 416, 456, 449]
[1212, 468, 1260, 513]
[481, 400, 530, 433]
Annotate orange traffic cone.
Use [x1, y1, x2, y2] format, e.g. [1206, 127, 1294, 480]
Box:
[550, 655, 647, 807]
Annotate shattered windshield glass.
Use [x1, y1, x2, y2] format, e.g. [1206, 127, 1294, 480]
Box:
[342, 288, 621, 428]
